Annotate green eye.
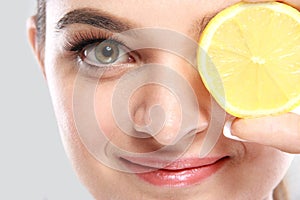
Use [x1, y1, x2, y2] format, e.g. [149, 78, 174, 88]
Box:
[82, 39, 131, 67]
[94, 40, 120, 64]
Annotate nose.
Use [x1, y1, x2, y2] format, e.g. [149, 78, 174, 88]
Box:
[130, 54, 211, 146]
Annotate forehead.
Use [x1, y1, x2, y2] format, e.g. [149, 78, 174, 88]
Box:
[47, 0, 242, 34]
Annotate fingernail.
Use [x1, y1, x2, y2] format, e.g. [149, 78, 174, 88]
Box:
[223, 118, 247, 142]
[290, 106, 300, 115]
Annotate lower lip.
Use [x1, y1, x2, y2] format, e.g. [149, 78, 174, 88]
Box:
[123, 157, 228, 187]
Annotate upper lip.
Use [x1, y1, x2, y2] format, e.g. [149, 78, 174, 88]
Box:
[121, 156, 228, 170]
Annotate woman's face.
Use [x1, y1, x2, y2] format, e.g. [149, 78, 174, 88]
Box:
[41, 0, 293, 199]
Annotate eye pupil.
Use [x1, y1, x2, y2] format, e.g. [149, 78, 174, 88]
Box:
[102, 46, 113, 57]
[95, 40, 120, 64]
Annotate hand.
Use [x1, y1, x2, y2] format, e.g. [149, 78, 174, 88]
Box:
[225, 112, 300, 153]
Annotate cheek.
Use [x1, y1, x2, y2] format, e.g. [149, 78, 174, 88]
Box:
[238, 144, 293, 195]
[93, 81, 143, 153]
[244, 143, 293, 170]
[213, 143, 293, 199]
[94, 82, 121, 140]
[44, 64, 130, 198]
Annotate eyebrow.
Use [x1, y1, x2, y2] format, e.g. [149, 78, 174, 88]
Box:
[56, 8, 217, 40]
[56, 8, 136, 32]
[190, 13, 218, 39]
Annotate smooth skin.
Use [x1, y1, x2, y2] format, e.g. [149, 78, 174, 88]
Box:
[27, 0, 300, 199]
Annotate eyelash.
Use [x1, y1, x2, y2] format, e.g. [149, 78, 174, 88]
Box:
[63, 30, 138, 78]
[63, 31, 124, 52]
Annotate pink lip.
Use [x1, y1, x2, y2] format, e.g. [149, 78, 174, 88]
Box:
[121, 156, 229, 187]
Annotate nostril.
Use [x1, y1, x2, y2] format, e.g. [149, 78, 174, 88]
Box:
[198, 121, 209, 132]
[131, 103, 148, 127]
[185, 122, 209, 137]
[132, 104, 166, 137]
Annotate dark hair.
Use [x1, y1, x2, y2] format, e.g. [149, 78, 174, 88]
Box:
[36, 0, 46, 46]
[34, 1, 290, 199]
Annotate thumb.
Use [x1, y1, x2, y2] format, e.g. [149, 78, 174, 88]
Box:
[224, 113, 300, 153]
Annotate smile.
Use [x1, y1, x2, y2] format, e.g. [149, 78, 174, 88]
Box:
[120, 156, 229, 187]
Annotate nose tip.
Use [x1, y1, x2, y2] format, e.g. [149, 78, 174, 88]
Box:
[137, 111, 209, 146]
[133, 104, 166, 136]
[131, 87, 209, 146]
[131, 83, 183, 144]
[151, 120, 209, 146]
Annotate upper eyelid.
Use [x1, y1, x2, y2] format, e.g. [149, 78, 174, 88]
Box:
[61, 29, 127, 52]
[84, 40, 131, 56]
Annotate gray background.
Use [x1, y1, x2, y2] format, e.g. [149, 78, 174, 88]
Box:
[0, 1, 299, 199]
[0, 1, 92, 199]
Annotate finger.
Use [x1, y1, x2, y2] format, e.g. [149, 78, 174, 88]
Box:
[230, 113, 300, 153]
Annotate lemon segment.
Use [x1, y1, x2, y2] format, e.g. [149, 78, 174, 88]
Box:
[198, 2, 300, 118]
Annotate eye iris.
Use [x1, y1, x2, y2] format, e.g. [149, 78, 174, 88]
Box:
[95, 40, 119, 64]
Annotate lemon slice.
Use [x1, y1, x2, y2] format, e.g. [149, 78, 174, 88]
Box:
[198, 2, 300, 118]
